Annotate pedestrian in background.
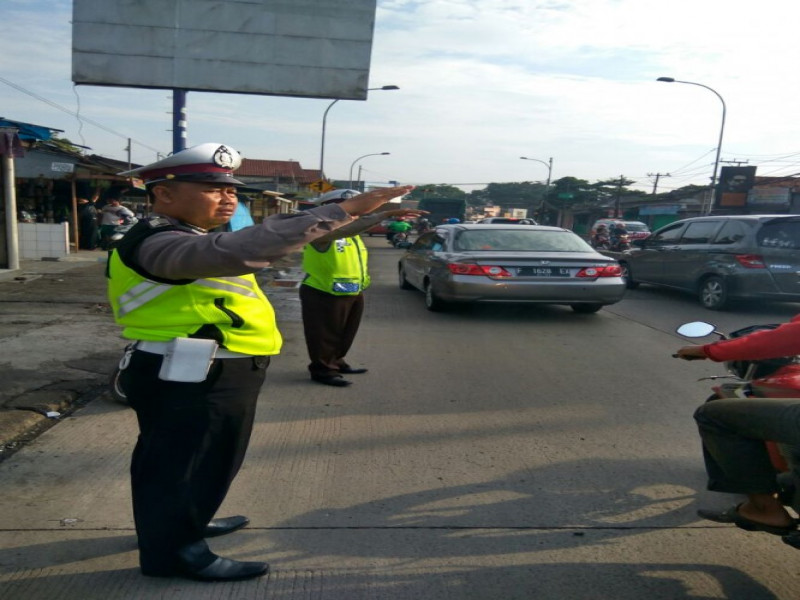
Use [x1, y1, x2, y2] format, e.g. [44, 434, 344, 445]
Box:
[300, 188, 422, 387]
[77, 196, 99, 250]
[111, 145, 413, 582]
[99, 198, 135, 249]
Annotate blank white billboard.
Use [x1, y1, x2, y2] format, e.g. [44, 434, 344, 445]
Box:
[72, 0, 377, 100]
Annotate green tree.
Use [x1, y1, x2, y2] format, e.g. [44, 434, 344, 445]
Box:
[406, 184, 466, 201]
[475, 181, 547, 210]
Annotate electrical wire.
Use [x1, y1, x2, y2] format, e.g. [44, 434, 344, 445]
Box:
[0, 76, 163, 154]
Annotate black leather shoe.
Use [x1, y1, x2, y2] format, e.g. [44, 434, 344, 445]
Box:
[339, 366, 368, 374]
[311, 374, 352, 387]
[204, 515, 249, 538]
[172, 540, 269, 582]
[184, 556, 269, 582]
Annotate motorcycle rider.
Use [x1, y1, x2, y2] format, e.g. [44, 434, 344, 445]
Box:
[609, 221, 629, 251]
[592, 224, 610, 248]
[386, 217, 413, 244]
[676, 316, 800, 540]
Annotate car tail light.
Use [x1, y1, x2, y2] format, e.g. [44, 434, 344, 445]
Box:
[575, 265, 623, 278]
[735, 254, 766, 268]
[447, 263, 512, 277]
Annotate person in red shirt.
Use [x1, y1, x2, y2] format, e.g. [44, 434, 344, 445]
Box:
[676, 317, 800, 542]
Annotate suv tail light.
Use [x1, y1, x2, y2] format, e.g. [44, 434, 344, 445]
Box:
[447, 263, 512, 278]
[735, 254, 766, 269]
[575, 265, 623, 278]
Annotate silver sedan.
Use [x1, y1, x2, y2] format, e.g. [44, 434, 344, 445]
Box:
[398, 224, 626, 313]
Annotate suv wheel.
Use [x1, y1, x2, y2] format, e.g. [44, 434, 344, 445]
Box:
[699, 276, 728, 310]
[620, 261, 638, 289]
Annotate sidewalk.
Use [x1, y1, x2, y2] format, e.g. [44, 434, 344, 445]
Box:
[0, 250, 305, 460]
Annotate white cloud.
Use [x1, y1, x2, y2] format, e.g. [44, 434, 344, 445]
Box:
[1, 0, 799, 192]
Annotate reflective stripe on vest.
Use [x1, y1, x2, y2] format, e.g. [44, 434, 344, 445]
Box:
[116, 276, 259, 317]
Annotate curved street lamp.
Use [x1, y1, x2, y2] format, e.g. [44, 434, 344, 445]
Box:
[657, 77, 726, 214]
[520, 156, 554, 221]
[319, 85, 399, 181]
[349, 152, 390, 189]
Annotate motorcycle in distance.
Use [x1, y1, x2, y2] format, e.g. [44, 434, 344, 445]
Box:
[675, 320, 800, 546]
[388, 230, 413, 249]
[591, 230, 610, 250]
[609, 232, 631, 252]
[107, 216, 138, 250]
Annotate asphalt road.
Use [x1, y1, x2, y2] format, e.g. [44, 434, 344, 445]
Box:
[1, 238, 799, 599]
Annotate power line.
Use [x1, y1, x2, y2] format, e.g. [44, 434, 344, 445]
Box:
[0, 76, 163, 154]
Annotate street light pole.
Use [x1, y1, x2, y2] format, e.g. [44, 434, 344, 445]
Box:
[319, 85, 399, 182]
[349, 152, 390, 189]
[657, 77, 726, 215]
[520, 156, 553, 221]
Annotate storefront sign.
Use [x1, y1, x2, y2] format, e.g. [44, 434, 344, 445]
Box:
[51, 162, 75, 173]
[747, 186, 790, 208]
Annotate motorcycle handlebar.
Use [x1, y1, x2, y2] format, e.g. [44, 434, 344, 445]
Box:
[672, 353, 706, 361]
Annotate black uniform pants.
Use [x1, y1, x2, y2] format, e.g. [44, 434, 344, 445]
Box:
[299, 284, 364, 377]
[120, 349, 269, 572]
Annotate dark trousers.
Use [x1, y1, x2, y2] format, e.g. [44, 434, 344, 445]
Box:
[120, 350, 269, 572]
[694, 397, 800, 495]
[299, 284, 364, 377]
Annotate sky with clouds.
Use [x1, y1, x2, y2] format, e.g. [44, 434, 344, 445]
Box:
[2, 0, 799, 193]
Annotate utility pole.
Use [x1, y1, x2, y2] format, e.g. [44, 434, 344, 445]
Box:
[614, 175, 625, 218]
[647, 172, 671, 195]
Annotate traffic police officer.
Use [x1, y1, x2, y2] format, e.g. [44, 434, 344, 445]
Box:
[112, 144, 412, 581]
[300, 189, 423, 386]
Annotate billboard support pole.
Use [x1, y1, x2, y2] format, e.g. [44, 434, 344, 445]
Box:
[172, 90, 187, 153]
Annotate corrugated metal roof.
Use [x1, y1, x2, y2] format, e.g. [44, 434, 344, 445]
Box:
[238, 159, 303, 178]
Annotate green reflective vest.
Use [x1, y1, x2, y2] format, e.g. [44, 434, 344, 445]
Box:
[107, 251, 282, 356]
[302, 235, 370, 296]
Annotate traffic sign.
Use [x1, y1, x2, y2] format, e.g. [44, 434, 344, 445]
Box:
[308, 179, 335, 193]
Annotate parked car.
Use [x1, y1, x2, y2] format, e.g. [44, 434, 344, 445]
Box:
[397, 224, 626, 312]
[618, 215, 800, 310]
[621, 221, 651, 241]
[477, 217, 537, 224]
[366, 218, 417, 236]
[366, 219, 392, 236]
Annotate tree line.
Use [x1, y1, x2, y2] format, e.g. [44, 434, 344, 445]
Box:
[406, 179, 708, 216]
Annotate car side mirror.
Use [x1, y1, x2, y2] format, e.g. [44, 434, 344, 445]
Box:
[676, 321, 716, 338]
[631, 238, 646, 248]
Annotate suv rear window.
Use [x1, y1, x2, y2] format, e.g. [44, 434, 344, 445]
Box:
[757, 220, 800, 250]
[711, 220, 747, 245]
[680, 221, 720, 244]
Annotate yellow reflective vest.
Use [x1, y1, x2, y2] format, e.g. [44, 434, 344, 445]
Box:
[107, 230, 282, 356]
[302, 235, 370, 296]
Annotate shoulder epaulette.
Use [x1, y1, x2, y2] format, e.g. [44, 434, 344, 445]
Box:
[144, 216, 173, 229]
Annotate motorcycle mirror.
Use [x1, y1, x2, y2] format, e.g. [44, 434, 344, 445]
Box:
[676, 321, 716, 338]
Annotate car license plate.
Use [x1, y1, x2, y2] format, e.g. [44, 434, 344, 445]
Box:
[518, 267, 571, 277]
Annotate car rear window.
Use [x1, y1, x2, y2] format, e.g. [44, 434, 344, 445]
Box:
[454, 230, 593, 252]
[757, 221, 800, 249]
[624, 222, 649, 232]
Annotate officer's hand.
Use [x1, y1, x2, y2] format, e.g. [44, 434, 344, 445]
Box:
[675, 345, 708, 360]
[339, 186, 415, 216]
[378, 208, 429, 219]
